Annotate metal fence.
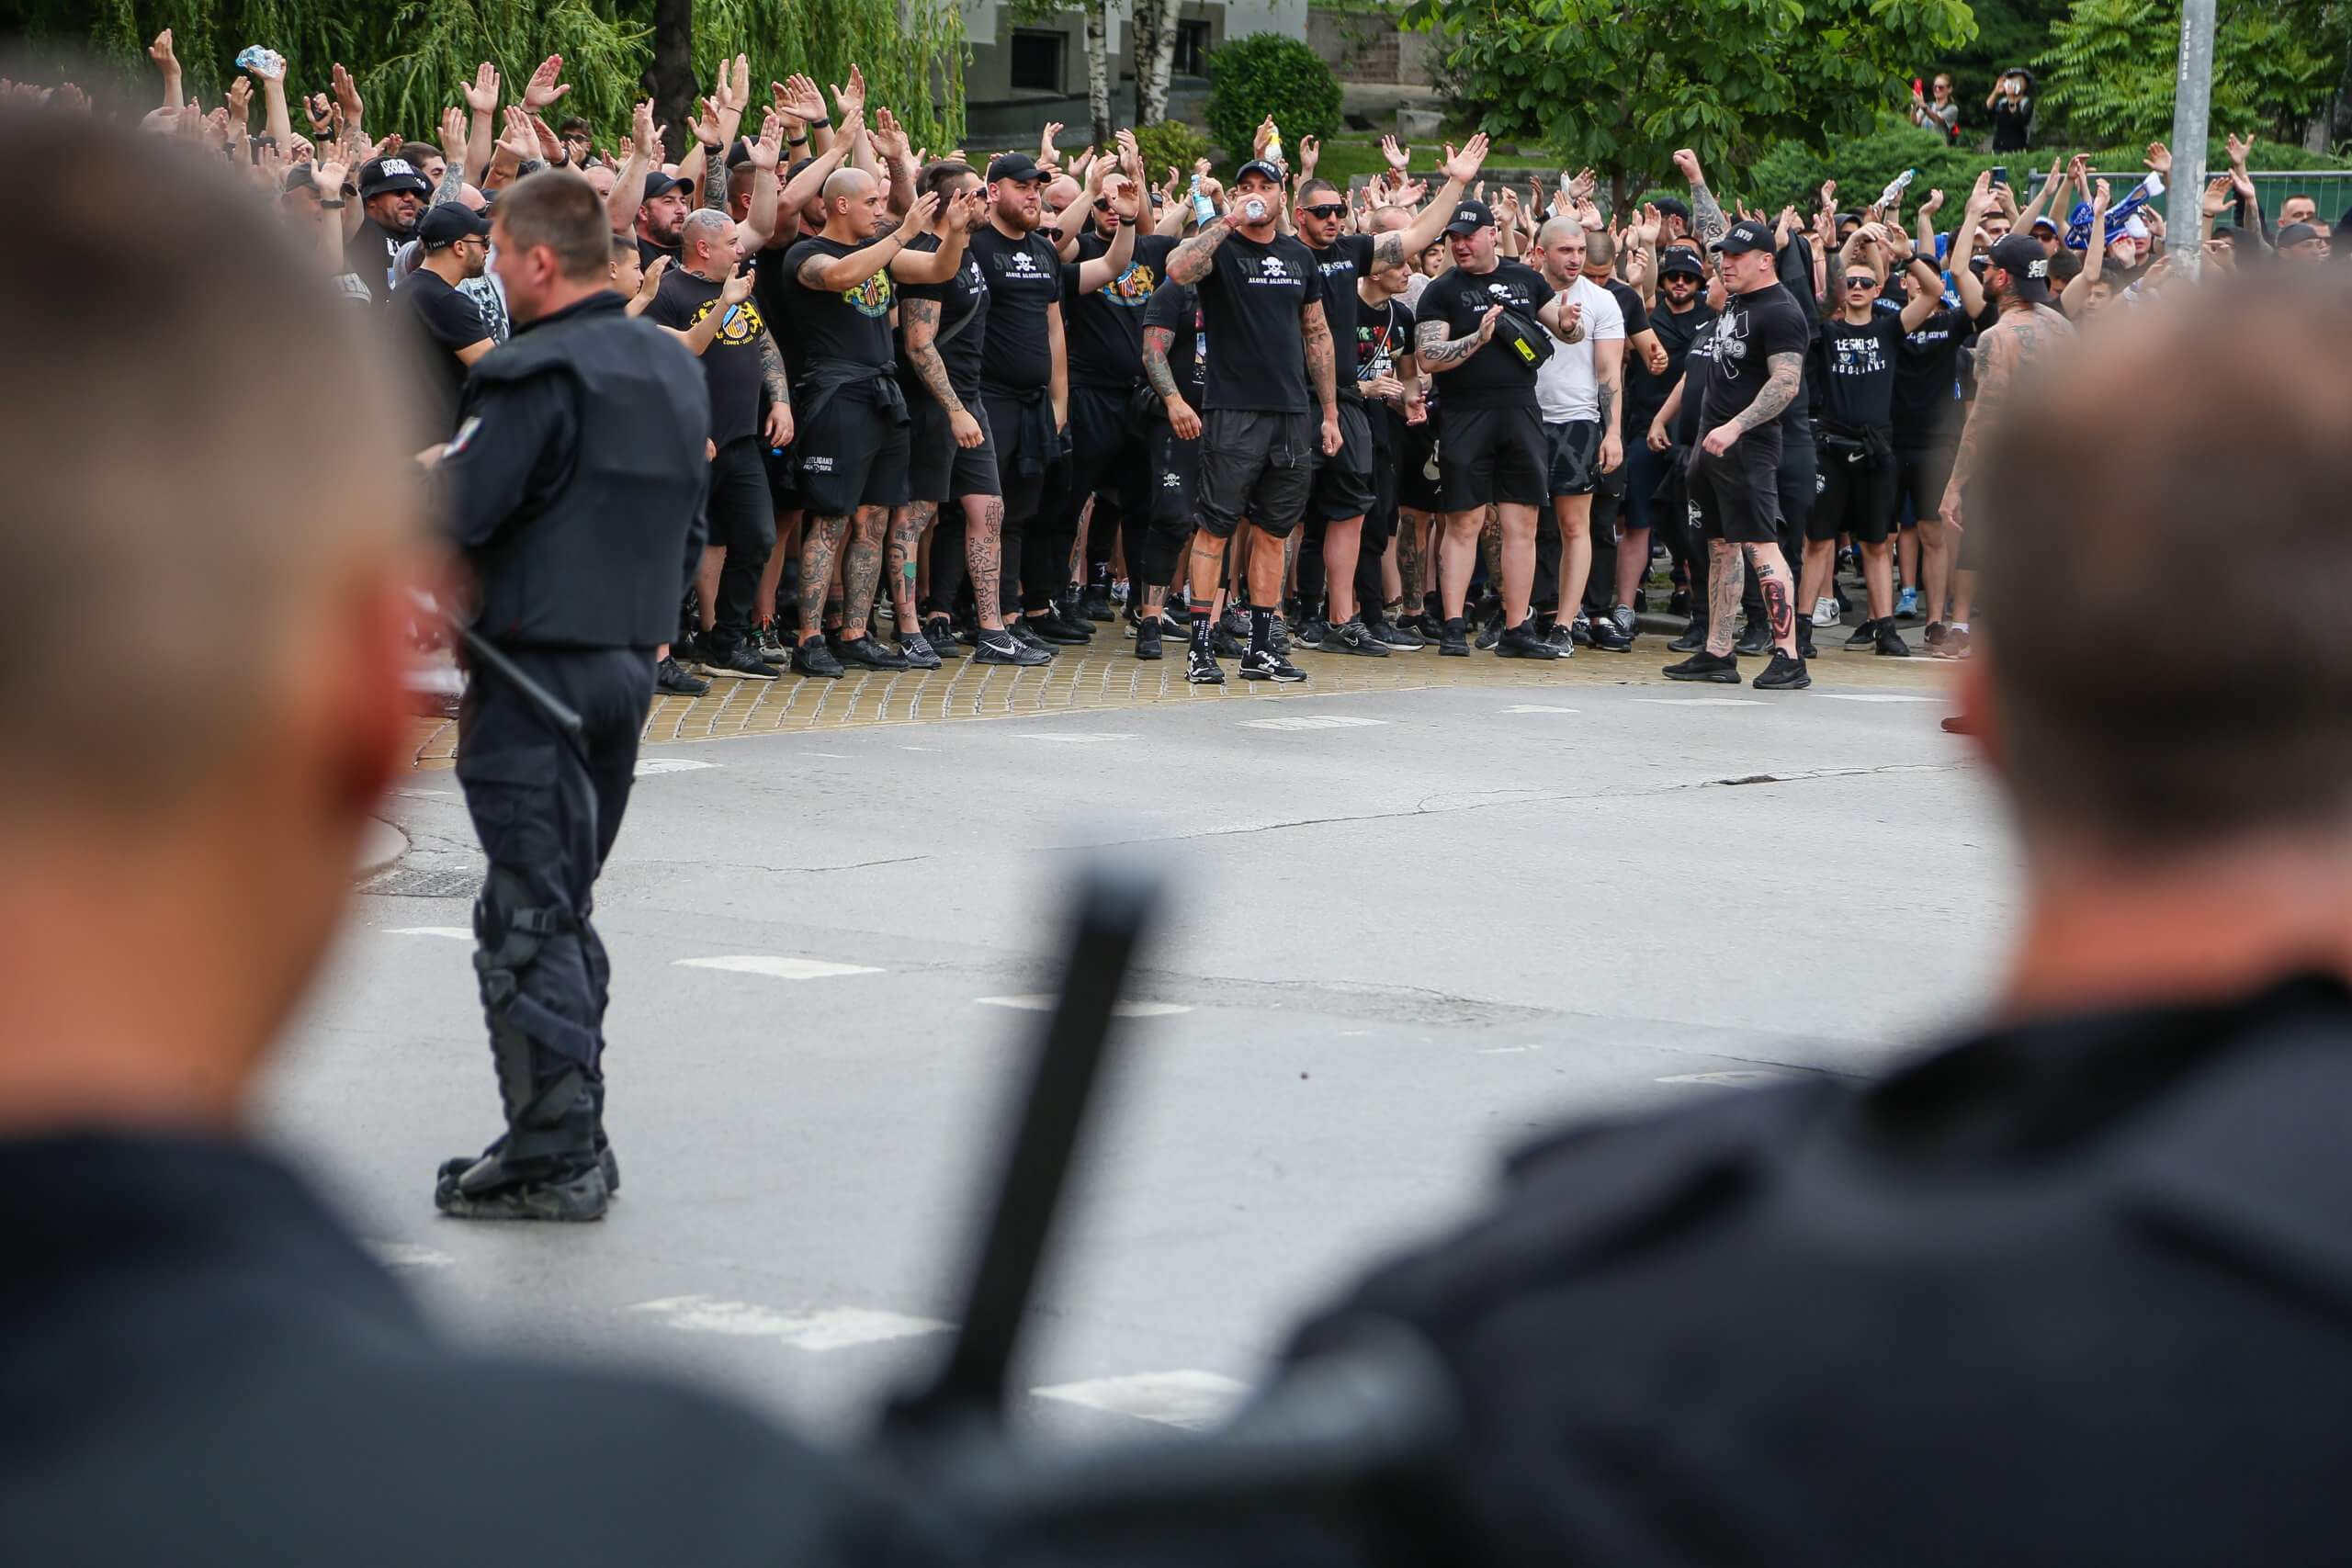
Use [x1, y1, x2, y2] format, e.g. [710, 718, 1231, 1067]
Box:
[2027, 169, 2349, 229]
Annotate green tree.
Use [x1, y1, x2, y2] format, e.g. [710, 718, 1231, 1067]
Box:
[1402, 0, 1978, 209]
[1204, 32, 1341, 162]
[2038, 0, 2345, 147]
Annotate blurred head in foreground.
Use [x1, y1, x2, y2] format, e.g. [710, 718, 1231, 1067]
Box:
[0, 101, 422, 1134]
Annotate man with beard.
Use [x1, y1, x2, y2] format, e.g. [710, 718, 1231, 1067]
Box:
[1291, 135, 1488, 655]
[968, 152, 1135, 653]
[347, 153, 431, 302]
[391, 202, 495, 446]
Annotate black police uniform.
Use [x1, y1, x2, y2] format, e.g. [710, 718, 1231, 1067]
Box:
[0, 1133, 1017, 1565]
[1283, 972, 2352, 1566]
[436, 290, 709, 1214]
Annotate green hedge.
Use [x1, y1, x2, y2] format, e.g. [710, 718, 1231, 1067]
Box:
[1204, 33, 1341, 163]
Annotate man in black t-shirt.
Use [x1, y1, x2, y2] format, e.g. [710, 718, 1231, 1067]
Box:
[1163, 157, 1341, 685]
[898, 161, 1050, 669]
[1137, 278, 1207, 662]
[390, 203, 493, 447]
[1627, 246, 1714, 618]
[1892, 250, 1970, 632]
[346, 155, 430, 302]
[1413, 199, 1589, 659]
[1662, 152, 1814, 691]
[644, 209, 797, 681]
[1577, 227, 1668, 646]
[1291, 136, 1487, 655]
[1351, 252, 1429, 651]
[1804, 224, 1944, 660]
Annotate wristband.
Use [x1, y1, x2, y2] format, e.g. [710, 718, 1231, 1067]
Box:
[808, 116, 831, 129]
[319, 197, 345, 209]
[787, 133, 808, 145]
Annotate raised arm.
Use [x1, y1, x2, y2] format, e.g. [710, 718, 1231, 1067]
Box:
[2064, 179, 2109, 313]
[885, 191, 962, 283]
[609, 100, 655, 235]
[1673, 147, 1729, 287]
[1074, 179, 1138, 291]
[1372, 134, 1488, 270]
[798, 219, 910, 291]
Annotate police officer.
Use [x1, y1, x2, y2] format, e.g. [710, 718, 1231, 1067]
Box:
[430, 170, 711, 1222]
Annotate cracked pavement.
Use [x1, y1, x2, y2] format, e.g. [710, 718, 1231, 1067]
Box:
[288, 668, 2007, 1441]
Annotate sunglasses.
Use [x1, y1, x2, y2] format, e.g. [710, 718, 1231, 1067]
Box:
[1302, 203, 1346, 220]
[1844, 275, 1879, 289]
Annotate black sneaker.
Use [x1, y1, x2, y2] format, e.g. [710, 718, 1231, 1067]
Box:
[897, 627, 944, 671]
[1753, 651, 1812, 690]
[1411, 611, 1447, 642]
[1371, 615, 1425, 650]
[1589, 617, 1634, 652]
[654, 656, 710, 697]
[1050, 604, 1097, 640]
[1080, 583, 1115, 622]
[1011, 619, 1057, 656]
[1210, 624, 1246, 658]
[1327, 618, 1392, 658]
[1876, 622, 1912, 658]
[1294, 615, 1329, 649]
[924, 617, 967, 658]
[1845, 617, 1879, 649]
[790, 638, 845, 679]
[1668, 587, 1691, 617]
[1923, 621, 1949, 649]
[1570, 614, 1594, 647]
[707, 643, 784, 681]
[1135, 618, 1163, 660]
[1667, 622, 1706, 653]
[672, 629, 707, 670]
[1544, 623, 1577, 658]
[1796, 628, 1816, 661]
[1495, 621, 1559, 660]
[1186, 646, 1225, 684]
[1438, 618, 1470, 658]
[974, 628, 1051, 666]
[434, 1155, 607, 1222]
[1475, 617, 1503, 651]
[1025, 613, 1089, 647]
[1238, 647, 1306, 682]
[1734, 621, 1772, 658]
[835, 634, 908, 671]
[1220, 606, 1250, 640]
[1663, 651, 1741, 683]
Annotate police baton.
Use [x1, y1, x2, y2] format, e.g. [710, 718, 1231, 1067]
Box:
[404, 588, 585, 743]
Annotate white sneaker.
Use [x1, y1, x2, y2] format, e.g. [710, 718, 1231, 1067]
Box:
[1811, 596, 1841, 627]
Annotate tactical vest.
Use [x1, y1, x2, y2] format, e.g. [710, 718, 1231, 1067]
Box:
[466, 294, 709, 649]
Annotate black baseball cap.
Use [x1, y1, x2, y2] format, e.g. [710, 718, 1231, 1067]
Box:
[356, 155, 430, 200]
[1986, 232, 2053, 302]
[986, 152, 1045, 183]
[2278, 221, 2322, 249]
[1653, 197, 1691, 222]
[1442, 199, 1494, 236]
[725, 136, 759, 169]
[1658, 247, 1705, 279]
[642, 169, 696, 203]
[1711, 219, 1773, 254]
[418, 202, 492, 250]
[1235, 158, 1285, 186]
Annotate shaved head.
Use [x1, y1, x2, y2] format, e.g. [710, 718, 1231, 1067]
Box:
[1536, 217, 1582, 248]
[823, 167, 876, 205]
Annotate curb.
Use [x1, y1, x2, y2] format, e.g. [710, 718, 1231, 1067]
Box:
[355, 816, 409, 882]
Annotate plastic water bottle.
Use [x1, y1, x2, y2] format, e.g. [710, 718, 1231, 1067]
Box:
[1189, 173, 1215, 227]
[1877, 168, 1916, 211]
[1265, 121, 1283, 169]
[233, 45, 286, 77]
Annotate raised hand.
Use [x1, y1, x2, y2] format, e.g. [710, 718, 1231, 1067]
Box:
[226, 74, 252, 125]
[716, 54, 752, 116]
[831, 63, 867, 121]
[638, 254, 670, 301]
[1475, 303, 1502, 345]
[523, 54, 571, 111]
[529, 113, 562, 163]
[439, 106, 468, 161]
[1963, 167, 1994, 216]
[630, 98, 656, 157]
[902, 187, 943, 232]
[1380, 134, 1408, 173]
[1297, 134, 1319, 177]
[1818, 178, 1837, 212]
[773, 74, 826, 125]
[690, 96, 723, 149]
[1566, 165, 1596, 204]
[722, 266, 757, 307]
[750, 113, 784, 170]
[2199, 174, 2232, 218]
[330, 62, 363, 127]
[1672, 148, 1704, 186]
[2224, 130, 2253, 171]
[147, 29, 178, 74]
[499, 105, 538, 162]
[872, 107, 911, 165]
[463, 62, 499, 116]
[1253, 115, 1277, 157]
[2091, 177, 2110, 213]
[303, 92, 334, 136]
[1441, 132, 1488, 186]
[2143, 140, 2170, 176]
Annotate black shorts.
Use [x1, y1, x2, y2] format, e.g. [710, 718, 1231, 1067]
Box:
[1148, 421, 1202, 532]
[707, 435, 776, 560]
[1366, 404, 1406, 550]
[1894, 441, 1957, 531]
[795, 389, 910, 515]
[1059, 384, 1149, 526]
[909, 393, 1001, 502]
[763, 441, 801, 513]
[1775, 431, 1815, 549]
[1196, 408, 1315, 539]
[1397, 411, 1442, 513]
[1440, 403, 1545, 512]
[1690, 426, 1785, 546]
[982, 390, 1060, 523]
[1812, 445, 1896, 545]
[1544, 419, 1601, 498]
[1308, 398, 1377, 523]
[1589, 438, 1629, 543]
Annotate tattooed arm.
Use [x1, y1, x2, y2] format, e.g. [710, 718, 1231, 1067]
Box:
[1165, 216, 1236, 286]
[1700, 349, 1803, 455]
[1142, 324, 1201, 439]
[1939, 323, 2018, 530]
[1673, 148, 1730, 289]
[1415, 306, 1499, 371]
[1304, 299, 1340, 454]
[757, 329, 794, 447]
[900, 296, 981, 448]
[1595, 333, 1624, 471]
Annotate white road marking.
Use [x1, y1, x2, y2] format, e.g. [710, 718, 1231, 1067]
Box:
[978, 995, 1192, 1018]
[369, 1241, 457, 1269]
[628, 1296, 946, 1350]
[1636, 697, 1765, 707]
[1823, 693, 1939, 704]
[1033, 1370, 1249, 1429]
[1477, 1043, 1542, 1055]
[390, 926, 473, 941]
[1014, 732, 1136, 742]
[635, 757, 717, 776]
[899, 745, 940, 751]
[1657, 1070, 1792, 1087]
[392, 788, 453, 799]
[1502, 704, 1581, 714]
[1238, 715, 1388, 731]
[808, 751, 849, 758]
[676, 955, 884, 981]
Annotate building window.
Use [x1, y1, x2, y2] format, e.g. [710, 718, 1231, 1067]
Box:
[1009, 29, 1066, 93]
[1172, 19, 1212, 76]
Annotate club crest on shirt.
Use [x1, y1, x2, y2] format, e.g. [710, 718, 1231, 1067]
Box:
[691, 296, 765, 344]
[1100, 262, 1157, 305]
[842, 271, 893, 319]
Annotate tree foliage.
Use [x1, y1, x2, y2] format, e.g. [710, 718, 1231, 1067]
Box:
[1204, 32, 1341, 160]
[1401, 0, 1978, 205]
[2037, 0, 2345, 147]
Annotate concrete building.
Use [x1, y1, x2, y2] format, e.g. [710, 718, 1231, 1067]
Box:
[961, 0, 1307, 143]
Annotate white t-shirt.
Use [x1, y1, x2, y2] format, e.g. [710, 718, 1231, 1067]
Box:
[1534, 274, 1625, 424]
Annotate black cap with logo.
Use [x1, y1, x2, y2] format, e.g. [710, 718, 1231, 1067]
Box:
[1986, 232, 2053, 302]
[1442, 199, 1494, 236]
[1710, 219, 1773, 255]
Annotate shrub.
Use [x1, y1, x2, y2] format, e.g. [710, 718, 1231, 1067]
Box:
[1131, 118, 1214, 186]
[1204, 33, 1341, 164]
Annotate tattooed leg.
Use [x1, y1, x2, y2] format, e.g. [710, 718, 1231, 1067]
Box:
[889, 502, 933, 627]
[1747, 542, 1799, 656]
[1479, 505, 1503, 600]
[1705, 538, 1745, 658]
[965, 493, 1007, 632]
[797, 513, 850, 646]
[1396, 507, 1427, 606]
[837, 506, 888, 641]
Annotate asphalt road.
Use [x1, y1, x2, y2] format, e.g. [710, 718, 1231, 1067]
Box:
[267, 666, 2016, 1444]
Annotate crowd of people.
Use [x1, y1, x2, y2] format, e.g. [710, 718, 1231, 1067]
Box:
[105, 34, 2351, 695]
